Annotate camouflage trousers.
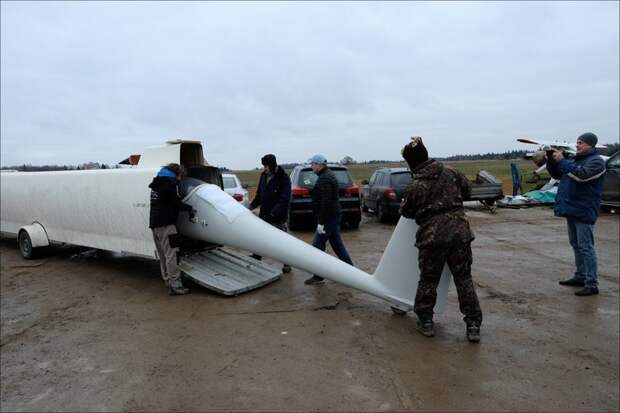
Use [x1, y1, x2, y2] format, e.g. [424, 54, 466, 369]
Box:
[414, 243, 482, 324]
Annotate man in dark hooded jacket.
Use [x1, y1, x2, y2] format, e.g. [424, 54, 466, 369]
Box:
[249, 154, 292, 273]
[399, 137, 482, 342]
[149, 163, 194, 295]
[546, 132, 606, 296]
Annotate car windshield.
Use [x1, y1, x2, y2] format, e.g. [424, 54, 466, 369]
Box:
[223, 177, 237, 189]
[391, 172, 412, 187]
[299, 168, 352, 187]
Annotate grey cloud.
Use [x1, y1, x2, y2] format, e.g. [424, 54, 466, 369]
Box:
[1, 1, 618, 169]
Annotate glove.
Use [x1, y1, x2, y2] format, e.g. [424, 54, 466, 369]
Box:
[316, 224, 326, 235]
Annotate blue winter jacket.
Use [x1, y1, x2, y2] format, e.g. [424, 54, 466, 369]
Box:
[546, 149, 606, 224]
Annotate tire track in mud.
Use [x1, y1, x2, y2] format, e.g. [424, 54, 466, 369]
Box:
[0, 301, 84, 348]
[0, 273, 118, 348]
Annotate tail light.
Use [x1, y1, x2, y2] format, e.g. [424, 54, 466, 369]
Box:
[345, 184, 360, 197]
[384, 188, 397, 201]
[232, 193, 244, 202]
[291, 186, 311, 198]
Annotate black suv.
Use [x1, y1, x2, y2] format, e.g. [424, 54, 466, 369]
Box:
[288, 164, 361, 230]
[361, 167, 411, 222]
[601, 151, 620, 211]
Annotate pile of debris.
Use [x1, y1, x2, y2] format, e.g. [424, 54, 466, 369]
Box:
[497, 179, 558, 208]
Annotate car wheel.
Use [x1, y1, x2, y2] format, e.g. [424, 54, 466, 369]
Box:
[377, 201, 387, 223]
[18, 230, 35, 259]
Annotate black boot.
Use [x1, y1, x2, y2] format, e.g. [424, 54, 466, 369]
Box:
[168, 280, 190, 296]
[575, 286, 599, 296]
[466, 322, 481, 343]
[304, 275, 324, 285]
[416, 319, 434, 337]
[168, 286, 190, 295]
[559, 277, 585, 287]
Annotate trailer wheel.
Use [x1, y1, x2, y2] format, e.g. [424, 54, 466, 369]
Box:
[18, 230, 35, 259]
[481, 199, 498, 214]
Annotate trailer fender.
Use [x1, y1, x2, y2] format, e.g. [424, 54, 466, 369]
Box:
[19, 222, 50, 248]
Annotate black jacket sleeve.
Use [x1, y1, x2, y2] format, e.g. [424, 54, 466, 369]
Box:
[249, 174, 264, 210]
[166, 181, 191, 211]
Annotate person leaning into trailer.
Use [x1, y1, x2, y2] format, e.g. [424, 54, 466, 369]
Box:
[399, 137, 483, 342]
[148, 163, 194, 296]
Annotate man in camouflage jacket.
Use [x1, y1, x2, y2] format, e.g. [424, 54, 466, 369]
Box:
[399, 137, 482, 342]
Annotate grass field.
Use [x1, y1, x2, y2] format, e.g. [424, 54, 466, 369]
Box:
[233, 159, 548, 200]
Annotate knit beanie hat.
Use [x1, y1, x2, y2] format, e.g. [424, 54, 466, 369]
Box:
[577, 132, 598, 147]
[261, 154, 277, 170]
[401, 137, 429, 171]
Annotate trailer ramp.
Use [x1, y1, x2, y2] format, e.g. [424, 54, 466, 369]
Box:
[179, 248, 282, 295]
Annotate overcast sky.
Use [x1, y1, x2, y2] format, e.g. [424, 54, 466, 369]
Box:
[1, 1, 618, 169]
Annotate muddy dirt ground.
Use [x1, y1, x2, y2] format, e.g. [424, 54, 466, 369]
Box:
[1, 206, 619, 412]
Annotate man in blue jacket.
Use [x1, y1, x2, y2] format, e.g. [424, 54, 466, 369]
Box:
[546, 132, 606, 296]
[249, 154, 292, 273]
[149, 163, 194, 295]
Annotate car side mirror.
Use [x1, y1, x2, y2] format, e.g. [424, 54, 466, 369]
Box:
[242, 183, 248, 189]
[361, 179, 369, 185]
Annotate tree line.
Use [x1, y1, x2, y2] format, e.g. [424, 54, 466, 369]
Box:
[1, 162, 113, 171]
[3, 143, 617, 171]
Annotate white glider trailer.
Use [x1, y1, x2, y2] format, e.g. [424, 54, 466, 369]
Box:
[1, 140, 451, 312]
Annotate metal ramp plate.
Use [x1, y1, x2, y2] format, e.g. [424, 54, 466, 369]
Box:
[179, 248, 282, 296]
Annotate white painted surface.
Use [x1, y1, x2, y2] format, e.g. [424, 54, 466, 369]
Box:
[179, 184, 450, 310]
[1, 165, 449, 310]
[1, 168, 159, 257]
[20, 223, 50, 247]
[137, 144, 181, 168]
[374, 217, 451, 313]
